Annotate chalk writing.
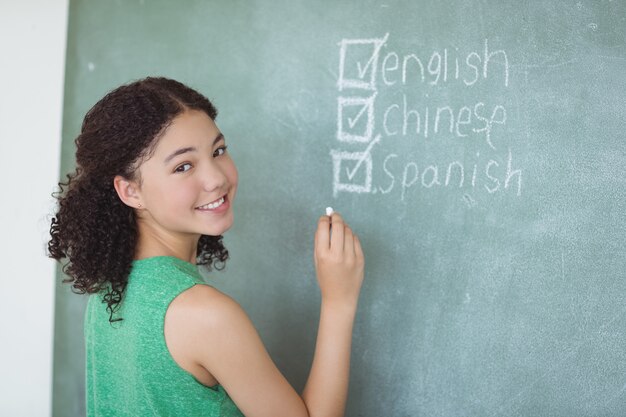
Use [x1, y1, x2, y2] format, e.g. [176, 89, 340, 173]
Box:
[377, 148, 522, 201]
[380, 39, 509, 88]
[331, 34, 522, 203]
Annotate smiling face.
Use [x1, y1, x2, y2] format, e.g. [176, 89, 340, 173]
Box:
[134, 109, 238, 241]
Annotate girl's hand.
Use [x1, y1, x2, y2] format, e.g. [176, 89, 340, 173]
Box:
[314, 212, 365, 310]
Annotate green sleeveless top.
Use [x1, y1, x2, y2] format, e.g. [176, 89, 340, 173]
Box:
[84, 256, 244, 417]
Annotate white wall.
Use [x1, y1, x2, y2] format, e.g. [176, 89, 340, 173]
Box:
[0, 1, 68, 415]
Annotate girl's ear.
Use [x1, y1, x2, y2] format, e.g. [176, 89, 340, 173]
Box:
[113, 175, 143, 209]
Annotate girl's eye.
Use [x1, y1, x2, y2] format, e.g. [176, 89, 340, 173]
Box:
[175, 163, 192, 173]
[175, 146, 227, 173]
[213, 145, 228, 157]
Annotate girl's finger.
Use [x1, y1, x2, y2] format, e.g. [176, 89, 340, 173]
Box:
[330, 212, 344, 252]
[315, 215, 330, 252]
[344, 225, 355, 257]
[354, 233, 364, 261]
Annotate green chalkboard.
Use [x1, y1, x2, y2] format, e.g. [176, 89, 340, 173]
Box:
[55, 1, 626, 416]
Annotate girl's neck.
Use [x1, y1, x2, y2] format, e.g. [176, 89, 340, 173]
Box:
[134, 219, 200, 265]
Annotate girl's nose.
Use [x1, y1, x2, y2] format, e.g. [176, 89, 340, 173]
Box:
[202, 161, 228, 192]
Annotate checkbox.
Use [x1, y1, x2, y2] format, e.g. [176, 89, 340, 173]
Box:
[330, 149, 373, 197]
[337, 94, 376, 143]
[337, 33, 389, 91]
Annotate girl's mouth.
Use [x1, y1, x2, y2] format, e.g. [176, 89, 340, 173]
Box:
[195, 195, 229, 212]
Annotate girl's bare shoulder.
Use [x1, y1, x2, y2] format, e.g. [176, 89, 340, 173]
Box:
[167, 283, 246, 328]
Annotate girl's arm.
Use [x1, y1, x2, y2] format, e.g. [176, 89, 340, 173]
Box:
[301, 212, 364, 416]
[166, 212, 364, 417]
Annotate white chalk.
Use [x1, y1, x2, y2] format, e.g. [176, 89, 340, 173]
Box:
[326, 207, 334, 216]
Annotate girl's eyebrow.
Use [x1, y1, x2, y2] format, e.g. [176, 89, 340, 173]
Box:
[163, 133, 224, 164]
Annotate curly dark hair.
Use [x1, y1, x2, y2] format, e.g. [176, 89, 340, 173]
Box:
[47, 76, 229, 323]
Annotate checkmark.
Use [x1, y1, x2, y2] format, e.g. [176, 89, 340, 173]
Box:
[330, 149, 374, 197]
[338, 33, 389, 91]
[347, 102, 369, 129]
[337, 93, 377, 143]
[356, 52, 378, 80]
[345, 134, 381, 180]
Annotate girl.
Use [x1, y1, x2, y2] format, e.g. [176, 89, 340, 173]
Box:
[48, 77, 365, 417]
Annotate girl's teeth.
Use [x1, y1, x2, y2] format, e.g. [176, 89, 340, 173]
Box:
[198, 197, 225, 210]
